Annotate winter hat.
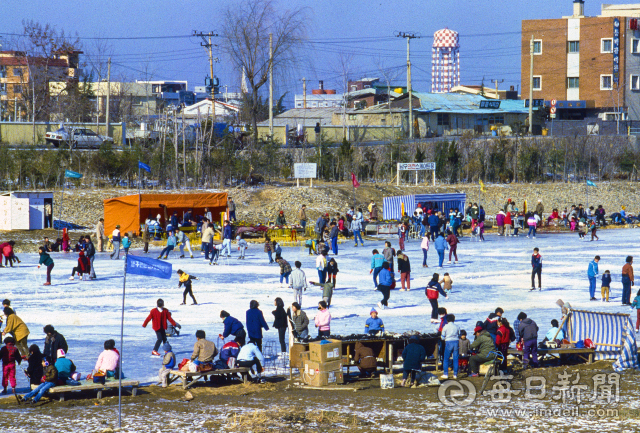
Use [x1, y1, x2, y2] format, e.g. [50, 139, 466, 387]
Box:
[116, 225, 120, 229]
[279, 211, 284, 214]
[236, 236, 241, 240]
[162, 342, 172, 352]
[370, 308, 377, 314]
[473, 326, 483, 334]
[79, 251, 84, 256]
[57, 349, 66, 358]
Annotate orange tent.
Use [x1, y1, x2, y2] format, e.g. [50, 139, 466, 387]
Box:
[103, 192, 228, 236]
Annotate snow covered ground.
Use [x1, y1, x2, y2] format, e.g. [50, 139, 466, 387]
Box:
[0, 227, 636, 393]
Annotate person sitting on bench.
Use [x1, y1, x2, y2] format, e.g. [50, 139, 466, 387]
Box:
[237, 341, 265, 384]
[191, 330, 218, 369]
[354, 342, 377, 378]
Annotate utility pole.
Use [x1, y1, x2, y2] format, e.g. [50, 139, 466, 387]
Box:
[182, 107, 186, 188]
[396, 32, 420, 139]
[194, 31, 219, 144]
[528, 35, 534, 135]
[302, 77, 307, 109]
[106, 57, 111, 137]
[268, 33, 274, 138]
[491, 79, 504, 99]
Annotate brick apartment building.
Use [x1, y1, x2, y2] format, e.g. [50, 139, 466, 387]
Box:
[522, 1, 640, 121]
[0, 50, 81, 121]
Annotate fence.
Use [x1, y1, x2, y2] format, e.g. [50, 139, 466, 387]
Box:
[0, 121, 126, 145]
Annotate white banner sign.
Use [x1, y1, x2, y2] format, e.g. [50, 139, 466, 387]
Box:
[397, 162, 436, 171]
[294, 163, 317, 179]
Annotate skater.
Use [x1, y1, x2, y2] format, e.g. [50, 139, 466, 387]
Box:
[110, 225, 121, 259]
[398, 222, 407, 251]
[440, 273, 453, 292]
[69, 251, 90, 280]
[157, 230, 176, 260]
[622, 256, 634, 305]
[310, 280, 335, 307]
[314, 301, 331, 337]
[222, 220, 232, 257]
[177, 269, 198, 305]
[421, 233, 430, 268]
[364, 308, 385, 334]
[201, 223, 214, 261]
[209, 243, 223, 265]
[434, 233, 447, 267]
[246, 300, 269, 352]
[531, 247, 542, 291]
[397, 250, 411, 291]
[264, 236, 274, 264]
[37, 247, 54, 286]
[219, 311, 247, 346]
[440, 314, 460, 380]
[329, 222, 339, 255]
[589, 220, 599, 241]
[352, 208, 365, 247]
[290, 261, 307, 307]
[84, 236, 97, 279]
[0, 336, 21, 394]
[237, 235, 248, 259]
[327, 258, 339, 285]
[275, 255, 292, 286]
[382, 241, 396, 272]
[426, 273, 448, 323]
[517, 312, 539, 368]
[376, 262, 394, 309]
[158, 343, 175, 387]
[478, 220, 486, 241]
[20, 357, 57, 404]
[121, 233, 131, 255]
[142, 299, 181, 356]
[61, 228, 70, 252]
[526, 214, 537, 239]
[176, 230, 194, 258]
[601, 270, 611, 302]
[370, 249, 385, 288]
[445, 230, 459, 264]
[272, 298, 288, 355]
[316, 250, 328, 284]
[587, 256, 600, 301]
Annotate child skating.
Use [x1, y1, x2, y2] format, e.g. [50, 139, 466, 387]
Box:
[530, 247, 542, 291]
[177, 270, 198, 305]
[237, 235, 248, 260]
[0, 336, 21, 395]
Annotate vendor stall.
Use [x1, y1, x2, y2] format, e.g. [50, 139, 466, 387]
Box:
[383, 193, 466, 220]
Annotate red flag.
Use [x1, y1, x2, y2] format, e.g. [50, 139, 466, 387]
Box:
[351, 172, 360, 188]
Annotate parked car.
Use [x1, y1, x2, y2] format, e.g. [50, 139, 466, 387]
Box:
[45, 127, 114, 149]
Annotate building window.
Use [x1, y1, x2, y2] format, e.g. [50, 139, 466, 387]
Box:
[568, 41, 580, 53]
[437, 113, 450, 126]
[632, 39, 640, 54]
[13, 84, 22, 93]
[489, 115, 504, 125]
[601, 38, 613, 53]
[348, 114, 356, 120]
[601, 75, 613, 90]
[13, 68, 23, 77]
[568, 77, 580, 88]
[533, 76, 541, 91]
[533, 40, 542, 54]
[350, 85, 357, 91]
[631, 75, 640, 90]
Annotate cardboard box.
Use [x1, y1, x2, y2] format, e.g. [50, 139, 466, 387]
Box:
[302, 360, 344, 386]
[299, 351, 310, 366]
[309, 340, 342, 363]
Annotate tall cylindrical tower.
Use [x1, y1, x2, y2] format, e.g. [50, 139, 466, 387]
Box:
[431, 28, 460, 93]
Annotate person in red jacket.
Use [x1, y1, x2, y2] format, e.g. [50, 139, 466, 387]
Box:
[69, 251, 90, 280]
[495, 317, 511, 372]
[142, 299, 181, 356]
[445, 230, 459, 264]
[504, 211, 513, 236]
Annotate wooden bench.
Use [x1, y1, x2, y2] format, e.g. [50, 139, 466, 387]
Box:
[508, 347, 595, 365]
[47, 380, 140, 401]
[167, 368, 251, 390]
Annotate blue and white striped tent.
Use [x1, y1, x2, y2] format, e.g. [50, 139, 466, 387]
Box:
[563, 309, 639, 371]
[383, 193, 467, 221]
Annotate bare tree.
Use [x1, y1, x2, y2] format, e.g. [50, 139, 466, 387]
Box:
[220, 0, 307, 144]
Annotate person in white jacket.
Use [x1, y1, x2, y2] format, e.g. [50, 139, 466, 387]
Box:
[352, 209, 364, 247]
[421, 234, 430, 268]
[236, 235, 248, 259]
[316, 251, 328, 284]
[237, 341, 265, 383]
[290, 261, 308, 307]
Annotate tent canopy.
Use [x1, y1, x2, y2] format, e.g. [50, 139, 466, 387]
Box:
[383, 193, 466, 220]
[563, 309, 639, 371]
[103, 192, 228, 236]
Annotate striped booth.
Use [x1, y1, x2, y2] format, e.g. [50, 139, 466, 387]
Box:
[383, 193, 467, 221]
[563, 309, 639, 371]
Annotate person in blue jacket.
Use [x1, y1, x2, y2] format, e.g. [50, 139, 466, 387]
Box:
[364, 308, 385, 334]
[428, 213, 440, 241]
[377, 262, 394, 309]
[370, 249, 386, 288]
[246, 300, 269, 352]
[222, 220, 233, 257]
[219, 310, 247, 346]
[400, 335, 426, 387]
[157, 230, 176, 260]
[587, 255, 600, 301]
[121, 233, 132, 255]
[434, 233, 448, 267]
[237, 341, 266, 383]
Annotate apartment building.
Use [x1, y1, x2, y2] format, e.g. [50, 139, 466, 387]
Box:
[521, 1, 640, 120]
